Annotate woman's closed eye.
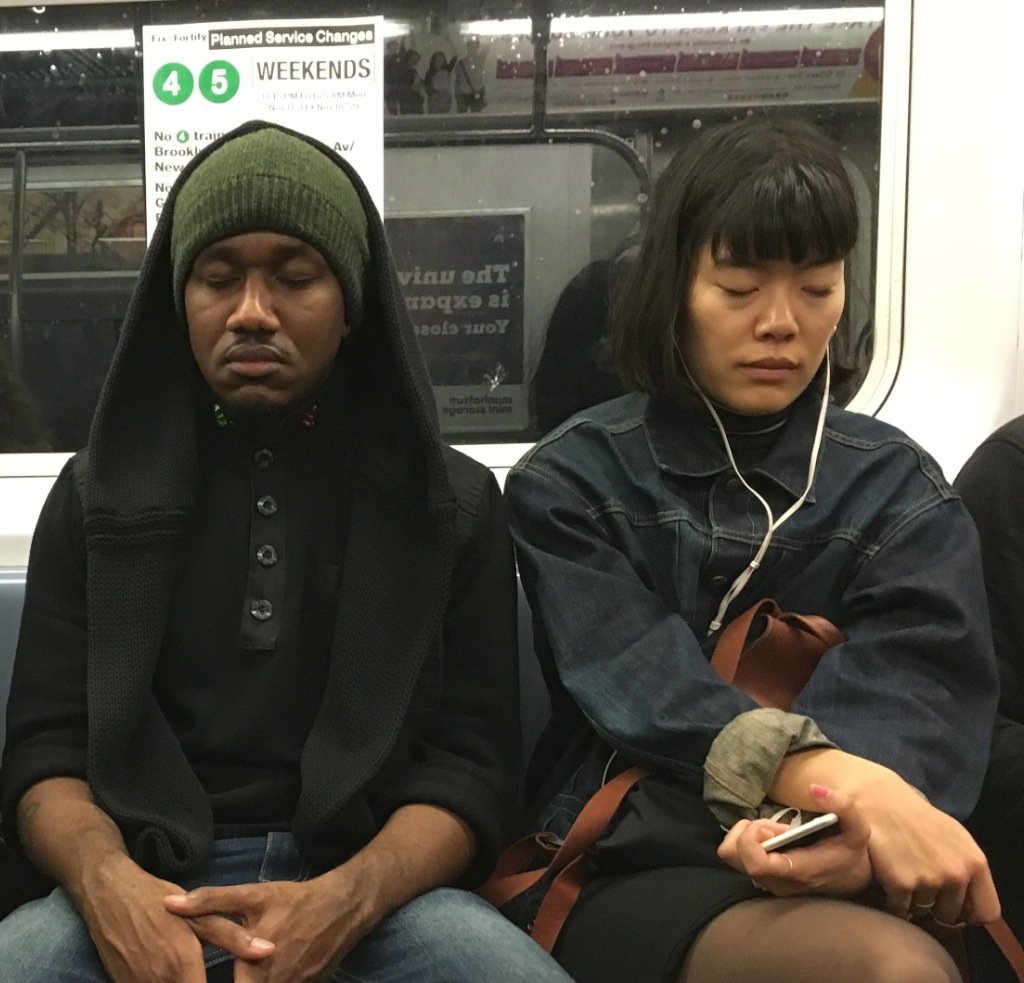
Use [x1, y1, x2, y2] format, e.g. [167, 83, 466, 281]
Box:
[802, 285, 839, 299]
[718, 284, 758, 298]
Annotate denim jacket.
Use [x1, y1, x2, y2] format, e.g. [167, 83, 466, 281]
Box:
[506, 390, 997, 825]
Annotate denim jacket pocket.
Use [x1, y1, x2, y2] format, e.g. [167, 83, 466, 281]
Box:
[535, 741, 619, 841]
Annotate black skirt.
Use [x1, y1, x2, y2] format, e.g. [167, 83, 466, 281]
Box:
[553, 865, 762, 983]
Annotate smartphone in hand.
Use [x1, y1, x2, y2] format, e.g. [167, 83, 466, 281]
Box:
[761, 812, 839, 852]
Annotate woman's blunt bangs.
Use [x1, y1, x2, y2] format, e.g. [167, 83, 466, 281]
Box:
[703, 160, 858, 268]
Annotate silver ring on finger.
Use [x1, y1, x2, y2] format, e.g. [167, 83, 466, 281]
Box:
[909, 899, 937, 921]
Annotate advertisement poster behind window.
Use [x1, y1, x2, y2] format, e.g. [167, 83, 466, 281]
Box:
[386, 212, 527, 434]
[399, 12, 883, 117]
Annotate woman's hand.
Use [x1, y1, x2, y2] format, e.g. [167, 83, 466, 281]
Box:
[718, 786, 872, 898]
[851, 768, 1000, 926]
[770, 749, 1000, 925]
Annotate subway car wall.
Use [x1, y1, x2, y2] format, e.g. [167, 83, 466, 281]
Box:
[0, 0, 1022, 567]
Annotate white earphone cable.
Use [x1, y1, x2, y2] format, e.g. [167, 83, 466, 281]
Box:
[675, 337, 832, 634]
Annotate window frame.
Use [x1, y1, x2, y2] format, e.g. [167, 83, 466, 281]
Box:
[0, 0, 910, 560]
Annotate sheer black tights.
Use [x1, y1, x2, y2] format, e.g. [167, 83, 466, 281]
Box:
[679, 897, 962, 983]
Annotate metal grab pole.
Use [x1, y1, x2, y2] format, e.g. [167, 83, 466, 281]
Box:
[9, 149, 27, 377]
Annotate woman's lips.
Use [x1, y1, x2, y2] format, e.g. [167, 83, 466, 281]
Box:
[741, 358, 798, 382]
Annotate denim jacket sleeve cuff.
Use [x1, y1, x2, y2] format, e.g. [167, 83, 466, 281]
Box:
[702, 708, 837, 826]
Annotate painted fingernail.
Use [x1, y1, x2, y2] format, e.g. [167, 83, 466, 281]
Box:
[810, 784, 830, 800]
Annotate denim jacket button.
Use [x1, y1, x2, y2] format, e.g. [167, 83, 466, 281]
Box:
[710, 574, 728, 588]
[725, 477, 743, 493]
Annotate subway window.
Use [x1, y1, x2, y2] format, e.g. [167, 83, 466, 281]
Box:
[0, 0, 891, 457]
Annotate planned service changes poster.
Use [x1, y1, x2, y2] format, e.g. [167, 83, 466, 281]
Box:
[143, 17, 383, 233]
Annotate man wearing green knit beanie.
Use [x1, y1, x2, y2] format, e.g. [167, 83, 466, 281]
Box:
[165, 124, 372, 426]
[0, 120, 571, 983]
[170, 126, 369, 333]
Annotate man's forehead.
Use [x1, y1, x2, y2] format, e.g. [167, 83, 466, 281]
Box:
[192, 232, 324, 265]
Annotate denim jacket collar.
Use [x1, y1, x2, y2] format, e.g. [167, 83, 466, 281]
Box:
[644, 387, 825, 503]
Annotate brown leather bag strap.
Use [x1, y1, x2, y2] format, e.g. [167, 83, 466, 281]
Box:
[551, 764, 651, 869]
[710, 599, 846, 711]
[710, 598, 779, 683]
[530, 853, 590, 952]
[477, 764, 650, 951]
[711, 600, 846, 684]
[527, 764, 649, 951]
[987, 917, 1024, 981]
[476, 833, 558, 908]
[775, 611, 846, 651]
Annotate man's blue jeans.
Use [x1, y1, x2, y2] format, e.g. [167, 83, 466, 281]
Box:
[0, 833, 572, 982]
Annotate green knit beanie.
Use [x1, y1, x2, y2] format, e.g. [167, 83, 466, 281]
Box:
[170, 126, 370, 329]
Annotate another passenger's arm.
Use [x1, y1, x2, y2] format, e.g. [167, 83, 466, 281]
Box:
[955, 433, 1024, 722]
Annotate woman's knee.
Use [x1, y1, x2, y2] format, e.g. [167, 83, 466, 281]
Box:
[854, 923, 962, 983]
[682, 897, 963, 983]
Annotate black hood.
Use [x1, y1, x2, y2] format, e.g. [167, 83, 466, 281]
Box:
[87, 119, 454, 525]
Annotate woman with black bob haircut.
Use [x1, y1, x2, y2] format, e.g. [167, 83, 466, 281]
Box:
[614, 116, 856, 398]
[505, 115, 1000, 982]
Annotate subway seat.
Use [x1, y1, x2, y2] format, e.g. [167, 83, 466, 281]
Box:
[0, 567, 1006, 981]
